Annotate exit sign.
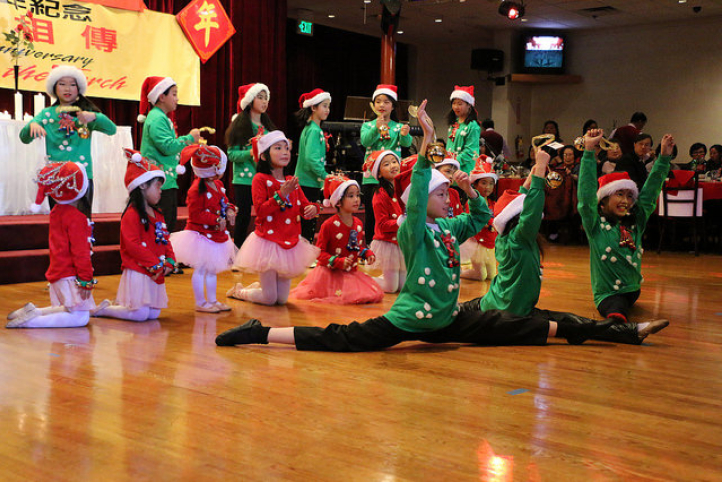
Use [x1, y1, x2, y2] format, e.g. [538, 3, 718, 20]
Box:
[297, 20, 313, 36]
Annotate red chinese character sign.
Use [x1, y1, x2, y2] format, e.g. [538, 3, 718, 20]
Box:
[176, 0, 235, 64]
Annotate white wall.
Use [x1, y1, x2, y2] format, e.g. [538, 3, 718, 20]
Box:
[503, 17, 722, 158]
[408, 33, 495, 142]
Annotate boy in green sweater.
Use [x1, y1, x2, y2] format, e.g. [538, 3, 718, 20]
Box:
[216, 102, 613, 351]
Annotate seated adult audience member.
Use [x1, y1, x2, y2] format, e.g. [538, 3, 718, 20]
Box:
[610, 112, 647, 155]
[601, 138, 624, 175]
[674, 143, 707, 172]
[706, 144, 721, 179]
[615, 133, 653, 190]
[542, 120, 563, 143]
[647, 142, 678, 173]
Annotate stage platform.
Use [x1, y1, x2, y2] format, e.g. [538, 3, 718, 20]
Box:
[0, 245, 721, 480]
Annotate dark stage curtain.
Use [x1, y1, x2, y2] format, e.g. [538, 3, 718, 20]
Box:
[1, 0, 287, 205]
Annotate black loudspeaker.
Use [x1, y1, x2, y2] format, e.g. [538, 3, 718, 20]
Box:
[471, 49, 504, 72]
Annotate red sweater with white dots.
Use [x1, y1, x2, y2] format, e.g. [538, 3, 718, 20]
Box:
[185, 179, 236, 243]
[316, 214, 374, 271]
[372, 187, 403, 244]
[252, 173, 318, 249]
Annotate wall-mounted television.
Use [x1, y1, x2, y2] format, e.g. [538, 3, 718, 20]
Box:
[520, 32, 566, 74]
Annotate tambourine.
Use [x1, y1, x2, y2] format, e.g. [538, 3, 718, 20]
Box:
[531, 134, 556, 153]
[198, 126, 216, 145]
[546, 171, 563, 189]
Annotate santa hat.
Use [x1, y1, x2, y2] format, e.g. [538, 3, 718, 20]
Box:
[450, 85, 475, 106]
[299, 88, 331, 109]
[46, 65, 88, 100]
[597, 172, 638, 201]
[123, 148, 165, 192]
[493, 190, 526, 235]
[138, 76, 176, 123]
[470, 155, 498, 184]
[322, 174, 359, 208]
[399, 168, 450, 206]
[252, 130, 290, 163]
[238, 83, 270, 112]
[30, 162, 89, 213]
[179, 145, 228, 179]
[435, 156, 460, 171]
[372, 84, 398, 101]
[363, 150, 399, 180]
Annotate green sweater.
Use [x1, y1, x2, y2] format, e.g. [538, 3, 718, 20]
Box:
[578, 150, 671, 306]
[360, 119, 412, 186]
[20, 106, 117, 180]
[295, 121, 328, 189]
[478, 175, 545, 316]
[385, 155, 491, 332]
[446, 119, 480, 174]
[228, 121, 263, 186]
[140, 107, 195, 190]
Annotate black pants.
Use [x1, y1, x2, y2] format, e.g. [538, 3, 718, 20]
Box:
[50, 179, 94, 218]
[362, 183, 376, 245]
[293, 297, 549, 352]
[233, 184, 253, 248]
[597, 290, 640, 322]
[158, 188, 178, 233]
[300, 185, 321, 243]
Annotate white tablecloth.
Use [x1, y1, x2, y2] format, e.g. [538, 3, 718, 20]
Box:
[0, 119, 133, 215]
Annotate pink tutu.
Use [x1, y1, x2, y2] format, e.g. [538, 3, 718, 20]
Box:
[368, 240, 406, 271]
[290, 266, 384, 304]
[49, 276, 96, 311]
[115, 269, 168, 310]
[234, 232, 320, 278]
[169, 230, 237, 274]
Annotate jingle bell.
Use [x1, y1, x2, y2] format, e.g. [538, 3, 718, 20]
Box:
[546, 171, 563, 189]
[425, 142, 446, 164]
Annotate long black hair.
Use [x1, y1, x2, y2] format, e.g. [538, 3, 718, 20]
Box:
[225, 105, 276, 148]
[375, 177, 395, 198]
[50, 92, 101, 113]
[446, 102, 478, 126]
[123, 180, 161, 231]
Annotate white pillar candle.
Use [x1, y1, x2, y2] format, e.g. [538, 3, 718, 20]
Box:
[14, 92, 23, 121]
[34, 93, 45, 116]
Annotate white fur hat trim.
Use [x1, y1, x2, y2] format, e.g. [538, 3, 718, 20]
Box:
[493, 193, 526, 235]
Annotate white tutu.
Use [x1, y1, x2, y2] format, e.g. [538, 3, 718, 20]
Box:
[115, 269, 169, 310]
[49, 276, 96, 311]
[170, 230, 237, 274]
[368, 240, 406, 271]
[460, 238, 478, 265]
[234, 232, 320, 278]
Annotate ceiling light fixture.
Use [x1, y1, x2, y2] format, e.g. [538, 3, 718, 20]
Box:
[498, 1, 525, 20]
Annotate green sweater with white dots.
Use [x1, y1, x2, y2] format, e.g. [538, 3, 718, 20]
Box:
[385, 154, 491, 332]
[20, 106, 117, 180]
[140, 106, 195, 190]
[578, 150, 671, 306]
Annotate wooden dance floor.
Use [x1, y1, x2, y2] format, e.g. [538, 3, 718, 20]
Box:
[1, 245, 721, 480]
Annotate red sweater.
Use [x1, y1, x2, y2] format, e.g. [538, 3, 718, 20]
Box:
[473, 198, 497, 249]
[372, 188, 403, 244]
[120, 206, 176, 284]
[252, 172, 317, 249]
[316, 214, 374, 271]
[46, 204, 94, 283]
[449, 188, 466, 217]
[185, 179, 236, 243]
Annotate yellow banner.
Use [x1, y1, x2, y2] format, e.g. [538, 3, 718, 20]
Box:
[1, 2, 200, 104]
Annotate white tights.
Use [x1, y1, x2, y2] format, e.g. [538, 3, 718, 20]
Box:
[375, 269, 407, 293]
[23, 307, 89, 328]
[192, 269, 218, 306]
[234, 270, 292, 306]
[94, 305, 161, 322]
